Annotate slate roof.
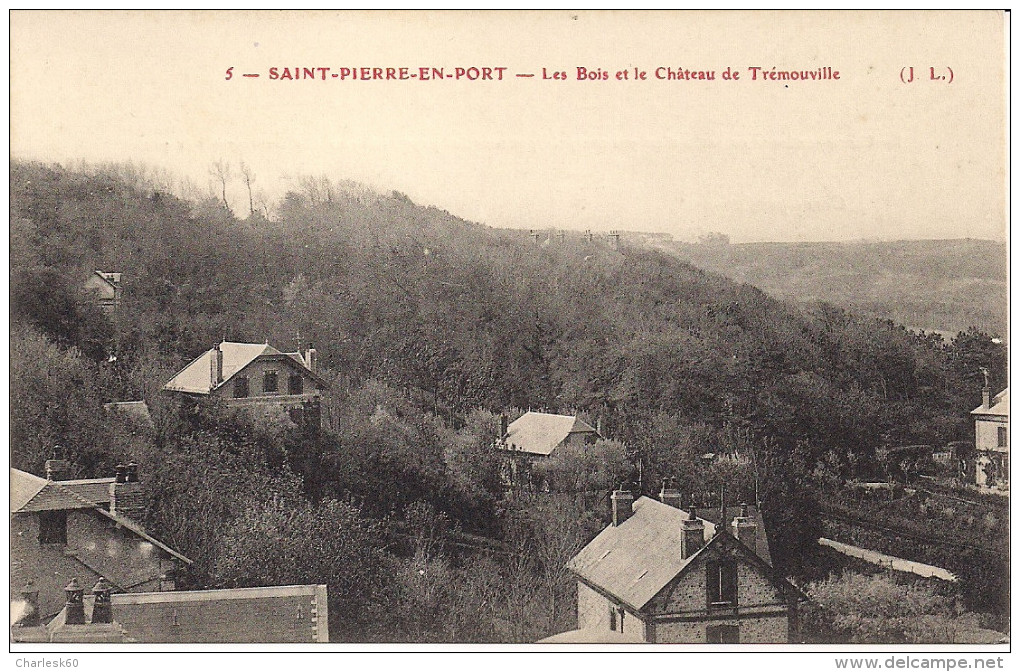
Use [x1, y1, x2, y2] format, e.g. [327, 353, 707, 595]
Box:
[972, 388, 1009, 418]
[163, 342, 328, 395]
[566, 497, 718, 611]
[11, 469, 98, 513]
[57, 477, 115, 507]
[566, 497, 774, 612]
[503, 412, 599, 456]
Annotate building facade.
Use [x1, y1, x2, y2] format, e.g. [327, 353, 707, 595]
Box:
[11, 465, 191, 621]
[550, 486, 792, 644]
[162, 341, 329, 428]
[499, 411, 600, 488]
[971, 386, 1008, 487]
[84, 271, 122, 313]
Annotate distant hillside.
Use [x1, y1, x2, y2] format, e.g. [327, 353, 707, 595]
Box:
[641, 238, 1007, 338]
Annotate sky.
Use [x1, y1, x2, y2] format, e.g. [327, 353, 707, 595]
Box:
[10, 10, 1008, 243]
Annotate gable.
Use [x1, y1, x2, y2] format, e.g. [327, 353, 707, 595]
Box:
[84, 273, 117, 297]
[164, 342, 328, 395]
[646, 534, 785, 616]
[219, 355, 325, 396]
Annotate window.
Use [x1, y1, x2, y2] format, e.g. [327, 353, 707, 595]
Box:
[263, 371, 279, 394]
[288, 374, 304, 395]
[706, 560, 738, 607]
[706, 624, 740, 644]
[233, 376, 249, 398]
[998, 426, 1008, 448]
[39, 511, 67, 545]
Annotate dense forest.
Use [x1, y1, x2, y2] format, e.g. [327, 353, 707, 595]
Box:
[9, 159, 1008, 642]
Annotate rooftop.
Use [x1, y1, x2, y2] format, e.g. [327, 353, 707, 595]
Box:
[972, 388, 1009, 417]
[162, 341, 317, 395]
[503, 411, 598, 456]
[566, 497, 772, 612]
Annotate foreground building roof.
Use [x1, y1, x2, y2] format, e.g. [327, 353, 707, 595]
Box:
[566, 497, 773, 612]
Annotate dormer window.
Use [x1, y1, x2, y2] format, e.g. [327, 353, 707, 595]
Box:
[233, 376, 249, 398]
[706, 559, 738, 608]
[263, 371, 279, 394]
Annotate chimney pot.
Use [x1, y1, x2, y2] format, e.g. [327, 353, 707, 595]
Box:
[304, 344, 318, 373]
[114, 463, 128, 484]
[659, 478, 682, 509]
[681, 509, 705, 559]
[731, 502, 758, 551]
[91, 578, 113, 624]
[64, 578, 86, 625]
[18, 581, 40, 627]
[611, 487, 634, 526]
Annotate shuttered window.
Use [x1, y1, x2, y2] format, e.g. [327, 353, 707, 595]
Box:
[706, 560, 738, 607]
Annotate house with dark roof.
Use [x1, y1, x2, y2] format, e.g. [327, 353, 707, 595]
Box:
[12, 581, 329, 643]
[499, 412, 601, 488]
[10, 464, 191, 622]
[162, 341, 329, 428]
[544, 483, 792, 644]
[971, 384, 1008, 488]
[84, 271, 122, 313]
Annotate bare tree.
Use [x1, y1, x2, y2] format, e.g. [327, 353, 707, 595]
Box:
[209, 160, 232, 211]
[239, 162, 256, 216]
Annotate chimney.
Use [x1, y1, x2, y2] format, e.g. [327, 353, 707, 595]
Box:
[18, 581, 40, 627]
[90, 578, 112, 624]
[304, 343, 318, 373]
[659, 478, 682, 509]
[611, 486, 634, 526]
[45, 459, 69, 481]
[731, 503, 757, 551]
[110, 462, 146, 522]
[596, 416, 604, 437]
[681, 507, 705, 559]
[500, 413, 509, 438]
[64, 578, 85, 625]
[981, 367, 992, 408]
[210, 343, 223, 386]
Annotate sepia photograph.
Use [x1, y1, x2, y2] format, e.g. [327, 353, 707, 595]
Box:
[7, 9, 1010, 663]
